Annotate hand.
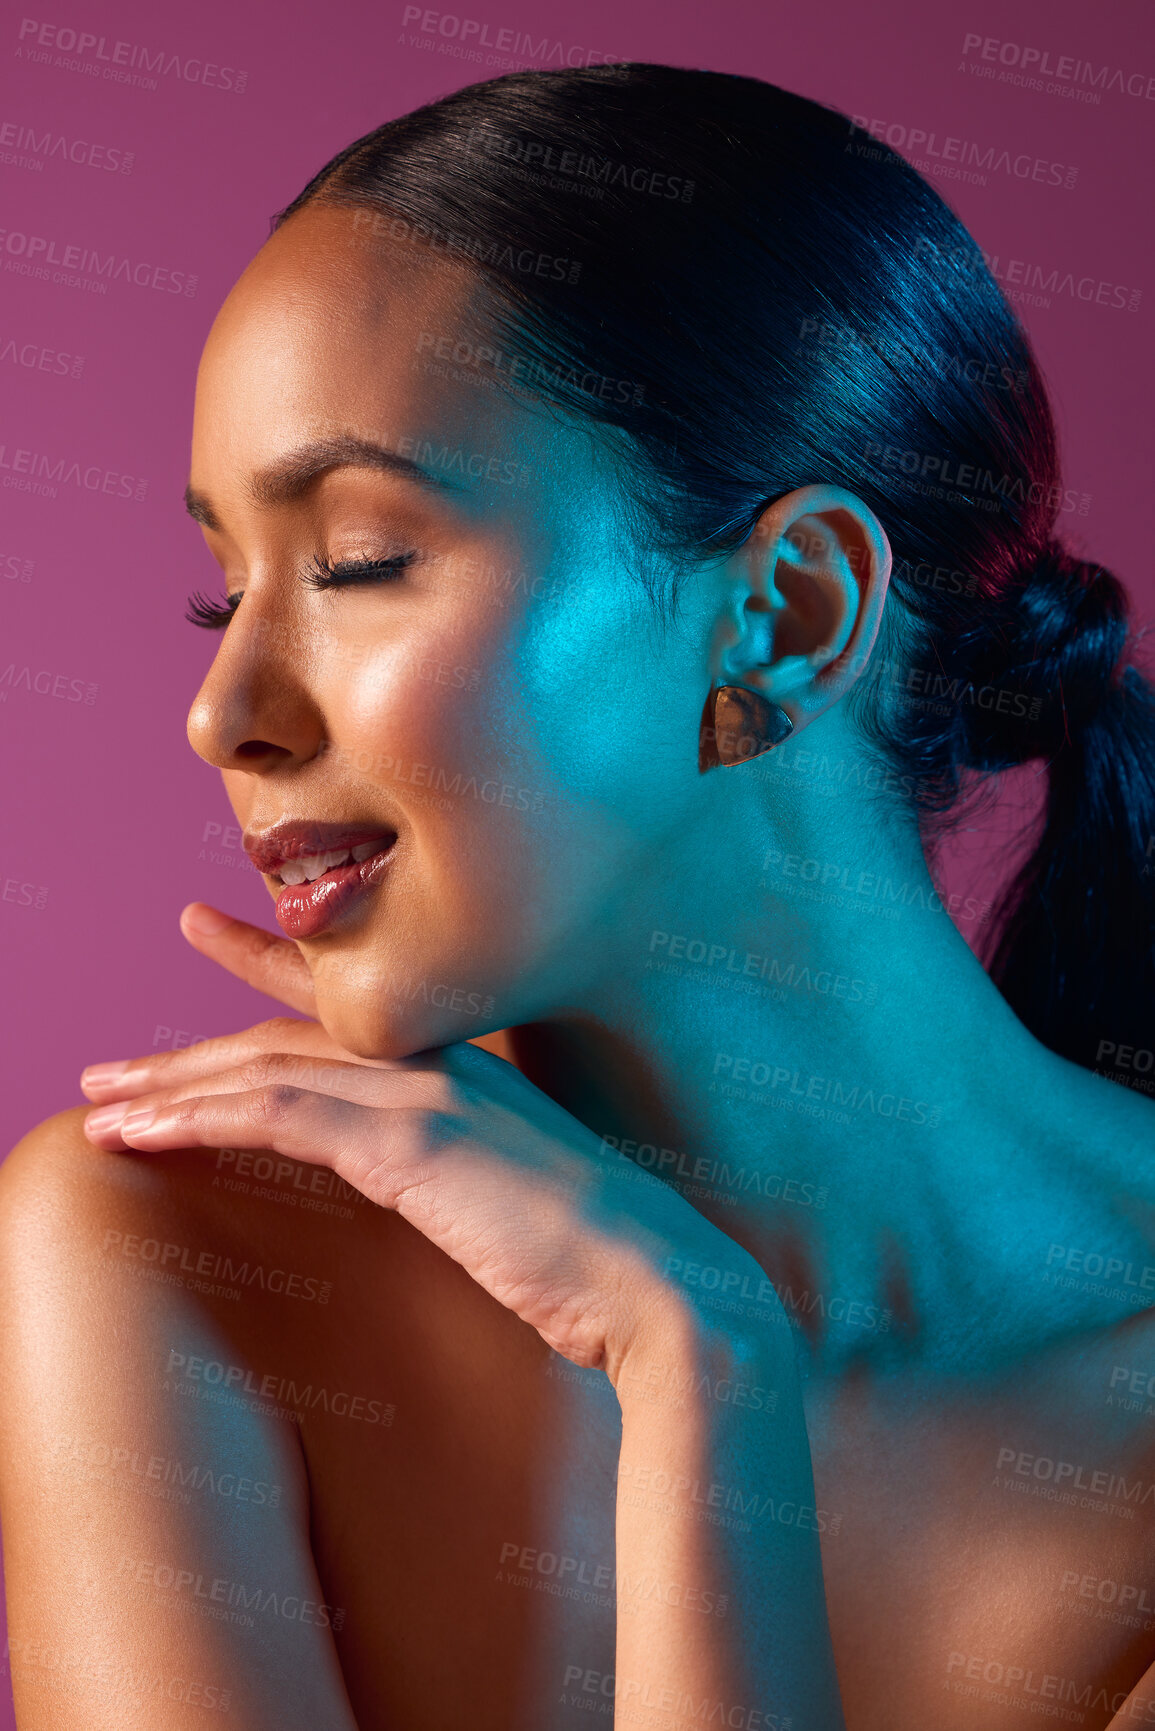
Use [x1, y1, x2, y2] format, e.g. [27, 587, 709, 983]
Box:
[80, 905, 775, 1384]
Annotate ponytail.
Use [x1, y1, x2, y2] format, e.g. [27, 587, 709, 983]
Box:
[980, 550, 1155, 1073]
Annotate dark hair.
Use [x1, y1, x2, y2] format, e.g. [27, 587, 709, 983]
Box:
[273, 62, 1154, 1078]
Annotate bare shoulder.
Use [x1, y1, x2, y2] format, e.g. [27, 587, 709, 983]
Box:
[0, 1102, 550, 1729]
[1, 1101, 141, 1205]
[0, 1101, 404, 1316]
[0, 1104, 193, 1245]
[0, 1100, 461, 1433]
[0, 1104, 197, 1323]
[0, 1100, 510, 1424]
[0, 1107, 374, 1729]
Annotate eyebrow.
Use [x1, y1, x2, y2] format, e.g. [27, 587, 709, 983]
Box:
[184, 435, 466, 531]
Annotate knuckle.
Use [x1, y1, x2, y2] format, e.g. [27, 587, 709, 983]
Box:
[238, 1052, 285, 1091]
[168, 1094, 199, 1125]
[249, 1083, 301, 1128]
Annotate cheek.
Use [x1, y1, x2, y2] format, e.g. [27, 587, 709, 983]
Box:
[325, 587, 526, 826]
[338, 651, 494, 790]
[326, 629, 548, 908]
[311, 669, 565, 1050]
[319, 635, 604, 1018]
[306, 573, 699, 1043]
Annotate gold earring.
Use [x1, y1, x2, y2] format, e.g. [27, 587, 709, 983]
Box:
[700, 684, 794, 770]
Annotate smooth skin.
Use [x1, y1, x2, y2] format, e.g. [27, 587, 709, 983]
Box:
[2, 201, 1155, 1729]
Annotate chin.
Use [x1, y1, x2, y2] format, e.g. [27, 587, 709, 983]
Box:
[313, 982, 496, 1062]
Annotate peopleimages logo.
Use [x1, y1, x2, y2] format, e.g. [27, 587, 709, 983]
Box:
[848, 117, 1077, 190]
[0, 337, 84, 378]
[398, 6, 621, 69]
[959, 33, 1155, 101]
[911, 237, 1141, 316]
[0, 227, 197, 296]
[15, 19, 248, 93]
[0, 119, 134, 174]
[0, 441, 148, 500]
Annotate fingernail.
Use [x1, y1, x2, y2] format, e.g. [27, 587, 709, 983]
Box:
[85, 1103, 129, 1134]
[181, 903, 233, 937]
[120, 1107, 158, 1136]
[81, 1063, 129, 1090]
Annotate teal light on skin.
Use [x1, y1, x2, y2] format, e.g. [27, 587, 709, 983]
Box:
[185, 201, 1152, 1381]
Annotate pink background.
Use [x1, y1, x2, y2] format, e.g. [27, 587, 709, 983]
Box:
[1, 0, 1150, 1715]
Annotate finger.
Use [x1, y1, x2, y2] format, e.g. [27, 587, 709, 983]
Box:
[97, 1086, 432, 1210]
[102, 1081, 669, 1355]
[97, 1081, 677, 1359]
[180, 903, 317, 1014]
[79, 1017, 342, 1102]
[83, 1052, 422, 1147]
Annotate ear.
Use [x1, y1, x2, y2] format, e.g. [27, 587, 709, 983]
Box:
[710, 484, 891, 734]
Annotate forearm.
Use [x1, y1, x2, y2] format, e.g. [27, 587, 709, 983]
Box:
[610, 1288, 846, 1731]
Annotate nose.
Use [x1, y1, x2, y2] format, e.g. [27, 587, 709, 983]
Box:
[186, 604, 326, 774]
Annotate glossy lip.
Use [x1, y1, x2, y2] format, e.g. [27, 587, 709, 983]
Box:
[272, 843, 397, 939]
[244, 820, 399, 881]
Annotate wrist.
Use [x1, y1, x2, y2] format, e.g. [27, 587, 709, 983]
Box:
[607, 1237, 795, 1409]
[658, 1240, 791, 1337]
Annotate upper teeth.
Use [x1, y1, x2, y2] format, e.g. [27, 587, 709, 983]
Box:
[279, 840, 382, 885]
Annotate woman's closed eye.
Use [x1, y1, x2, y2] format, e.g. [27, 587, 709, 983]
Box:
[301, 550, 418, 591]
[185, 589, 243, 630]
[185, 550, 419, 630]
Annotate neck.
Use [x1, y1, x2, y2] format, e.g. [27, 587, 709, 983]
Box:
[499, 729, 1038, 1368]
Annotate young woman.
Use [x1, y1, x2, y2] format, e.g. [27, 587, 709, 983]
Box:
[1, 62, 1153, 1731]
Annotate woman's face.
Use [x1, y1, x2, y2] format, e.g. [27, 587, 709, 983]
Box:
[187, 203, 722, 1057]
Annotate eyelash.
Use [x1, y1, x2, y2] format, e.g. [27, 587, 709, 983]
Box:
[185, 551, 418, 631]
